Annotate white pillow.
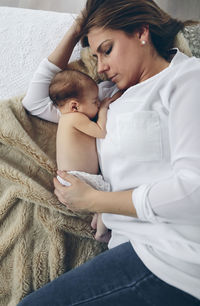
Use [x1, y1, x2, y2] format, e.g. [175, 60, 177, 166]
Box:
[0, 7, 81, 99]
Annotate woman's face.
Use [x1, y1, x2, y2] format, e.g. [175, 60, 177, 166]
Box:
[88, 27, 147, 90]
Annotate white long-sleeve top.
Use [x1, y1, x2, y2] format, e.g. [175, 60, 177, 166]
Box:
[22, 50, 200, 299]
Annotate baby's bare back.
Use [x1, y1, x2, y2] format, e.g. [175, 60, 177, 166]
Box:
[56, 113, 100, 174]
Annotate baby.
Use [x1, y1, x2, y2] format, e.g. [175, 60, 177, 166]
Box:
[50, 68, 121, 242]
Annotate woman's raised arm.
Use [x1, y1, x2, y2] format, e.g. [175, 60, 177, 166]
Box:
[22, 12, 85, 122]
[48, 12, 85, 70]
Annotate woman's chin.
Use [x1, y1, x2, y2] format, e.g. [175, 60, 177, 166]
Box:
[116, 82, 128, 91]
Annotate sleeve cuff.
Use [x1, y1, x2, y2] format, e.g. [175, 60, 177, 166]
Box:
[43, 58, 62, 73]
[132, 185, 159, 223]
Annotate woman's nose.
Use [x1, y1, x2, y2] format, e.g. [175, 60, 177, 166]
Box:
[97, 59, 109, 74]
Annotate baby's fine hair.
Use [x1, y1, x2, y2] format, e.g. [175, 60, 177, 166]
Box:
[49, 69, 97, 107]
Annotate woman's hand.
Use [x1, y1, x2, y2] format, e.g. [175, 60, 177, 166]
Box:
[48, 9, 86, 70]
[70, 9, 86, 40]
[53, 171, 96, 213]
[54, 171, 137, 218]
[100, 97, 113, 109]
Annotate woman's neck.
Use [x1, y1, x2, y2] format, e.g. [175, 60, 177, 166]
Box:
[139, 52, 170, 84]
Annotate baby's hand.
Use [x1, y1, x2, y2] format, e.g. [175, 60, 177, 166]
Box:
[100, 97, 113, 109]
[100, 90, 124, 109]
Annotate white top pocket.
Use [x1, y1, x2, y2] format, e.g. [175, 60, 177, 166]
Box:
[117, 111, 162, 162]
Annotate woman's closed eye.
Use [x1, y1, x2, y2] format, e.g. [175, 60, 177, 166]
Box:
[104, 45, 112, 56]
[92, 99, 99, 105]
[92, 44, 112, 61]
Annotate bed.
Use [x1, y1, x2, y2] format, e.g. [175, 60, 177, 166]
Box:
[0, 6, 200, 305]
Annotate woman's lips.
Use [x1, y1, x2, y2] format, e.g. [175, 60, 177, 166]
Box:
[110, 74, 117, 82]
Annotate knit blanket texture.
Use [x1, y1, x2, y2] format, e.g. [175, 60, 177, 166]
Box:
[0, 96, 106, 306]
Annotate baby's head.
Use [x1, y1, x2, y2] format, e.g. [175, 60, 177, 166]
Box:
[49, 69, 100, 119]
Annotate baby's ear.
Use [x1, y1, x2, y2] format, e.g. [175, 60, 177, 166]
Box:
[69, 100, 79, 112]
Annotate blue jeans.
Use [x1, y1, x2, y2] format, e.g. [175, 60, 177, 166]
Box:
[18, 242, 199, 306]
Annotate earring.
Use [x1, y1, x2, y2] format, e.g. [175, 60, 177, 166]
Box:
[141, 40, 146, 45]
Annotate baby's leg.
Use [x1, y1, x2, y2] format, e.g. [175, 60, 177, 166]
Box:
[92, 213, 111, 243]
[57, 171, 111, 243]
[91, 213, 98, 230]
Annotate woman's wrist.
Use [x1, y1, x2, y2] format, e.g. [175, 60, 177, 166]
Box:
[68, 24, 80, 44]
[48, 10, 85, 69]
[48, 28, 78, 70]
[89, 189, 137, 218]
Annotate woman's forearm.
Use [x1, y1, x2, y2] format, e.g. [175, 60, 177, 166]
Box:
[48, 24, 79, 70]
[89, 189, 138, 217]
[54, 171, 137, 218]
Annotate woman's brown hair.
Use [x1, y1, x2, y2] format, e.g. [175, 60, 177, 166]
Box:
[79, 0, 195, 60]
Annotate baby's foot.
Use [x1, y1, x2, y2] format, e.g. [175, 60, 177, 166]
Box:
[91, 213, 98, 230]
[95, 230, 111, 243]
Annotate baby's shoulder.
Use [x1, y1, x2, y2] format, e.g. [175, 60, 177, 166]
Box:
[60, 112, 90, 126]
[60, 112, 87, 119]
[68, 112, 89, 120]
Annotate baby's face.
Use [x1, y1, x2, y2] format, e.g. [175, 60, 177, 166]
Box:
[79, 85, 100, 119]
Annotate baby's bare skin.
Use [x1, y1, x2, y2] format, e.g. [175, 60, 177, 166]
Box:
[56, 90, 123, 242]
[57, 90, 123, 173]
[57, 112, 100, 173]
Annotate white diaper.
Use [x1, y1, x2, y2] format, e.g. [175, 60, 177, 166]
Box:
[57, 171, 111, 192]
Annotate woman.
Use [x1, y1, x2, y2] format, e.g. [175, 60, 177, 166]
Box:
[19, 0, 200, 305]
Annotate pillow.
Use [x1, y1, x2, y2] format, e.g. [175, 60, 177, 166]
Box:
[0, 7, 80, 99]
[183, 24, 200, 58]
[174, 31, 192, 57]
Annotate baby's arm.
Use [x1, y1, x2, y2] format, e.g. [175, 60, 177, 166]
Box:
[74, 90, 124, 138]
[96, 89, 124, 132]
[72, 106, 109, 139]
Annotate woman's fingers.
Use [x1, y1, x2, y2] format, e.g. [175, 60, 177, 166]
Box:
[53, 181, 67, 204]
[53, 176, 71, 206]
[53, 171, 96, 213]
[53, 173, 81, 207]
[57, 170, 78, 184]
[54, 176, 62, 188]
[72, 8, 86, 38]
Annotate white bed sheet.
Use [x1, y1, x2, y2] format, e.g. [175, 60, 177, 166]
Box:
[0, 7, 81, 99]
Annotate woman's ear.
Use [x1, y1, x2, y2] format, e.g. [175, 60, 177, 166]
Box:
[69, 100, 79, 112]
[137, 25, 150, 45]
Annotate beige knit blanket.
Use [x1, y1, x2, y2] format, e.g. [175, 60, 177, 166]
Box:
[0, 96, 106, 306]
